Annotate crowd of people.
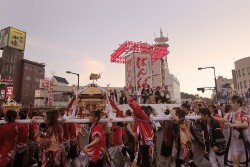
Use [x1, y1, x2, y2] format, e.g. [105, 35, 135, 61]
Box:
[110, 85, 171, 105]
[0, 93, 250, 167]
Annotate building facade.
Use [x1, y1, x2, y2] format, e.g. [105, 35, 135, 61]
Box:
[152, 57, 168, 88]
[152, 29, 180, 103]
[21, 59, 45, 105]
[232, 70, 237, 90]
[34, 76, 72, 107]
[234, 57, 250, 97]
[166, 73, 181, 104]
[0, 27, 45, 106]
[34, 85, 73, 107]
[1, 47, 24, 102]
[152, 29, 169, 88]
[0, 47, 45, 106]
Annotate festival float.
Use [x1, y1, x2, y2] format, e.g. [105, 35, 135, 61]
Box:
[1, 97, 21, 113]
[65, 73, 124, 120]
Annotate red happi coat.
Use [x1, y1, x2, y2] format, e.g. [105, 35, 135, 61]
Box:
[62, 123, 70, 147]
[87, 123, 106, 163]
[57, 124, 63, 144]
[68, 123, 78, 146]
[29, 123, 39, 143]
[128, 98, 154, 146]
[16, 123, 29, 153]
[0, 122, 19, 166]
[111, 124, 123, 146]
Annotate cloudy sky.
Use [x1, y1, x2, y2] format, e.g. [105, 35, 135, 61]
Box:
[1, 0, 250, 97]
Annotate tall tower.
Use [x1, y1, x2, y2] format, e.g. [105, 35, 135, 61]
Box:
[152, 28, 169, 87]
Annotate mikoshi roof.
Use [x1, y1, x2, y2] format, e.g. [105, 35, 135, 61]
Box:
[67, 83, 113, 118]
[77, 83, 105, 96]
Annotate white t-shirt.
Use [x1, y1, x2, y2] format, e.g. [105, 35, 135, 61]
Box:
[217, 109, 223, 117]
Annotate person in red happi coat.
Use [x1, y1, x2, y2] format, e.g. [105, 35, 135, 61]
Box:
[84, 109, 106, 167]
[28, 111, 40, 165]
[68, 122, 79, 167]
[13, 110, 29, 167]
[124, 91, 154, 167]
[0, 110, 19, 167]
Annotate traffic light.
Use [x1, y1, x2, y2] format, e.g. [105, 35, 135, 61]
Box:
[197, 88, 205, 93]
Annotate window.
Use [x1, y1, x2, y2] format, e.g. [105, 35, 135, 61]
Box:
[26, 76, 31, 81]
[9, 65, 12, 74]
[11, 56, 14, 64]
[238, 70, 241, 77]
[238, 83, 240, 89]
[242, 69, 246, 76]
[35, 78, 40, 83]
[5, 65, 9, 74]
[54, 94, 68, 102]
[240, 82, 242, 89]
[248, 68, 250, 75]
[244, 81, 247, 88]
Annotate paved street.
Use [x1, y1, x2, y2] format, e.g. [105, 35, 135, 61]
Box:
[79, 129, 213, 167]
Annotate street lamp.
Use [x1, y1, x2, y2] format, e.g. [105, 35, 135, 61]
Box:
[198, 66, 218, 99]
[66, 71, 80, 90]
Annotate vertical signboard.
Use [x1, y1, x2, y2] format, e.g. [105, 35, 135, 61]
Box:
[219, 84, 228, 104]
[5, 86, 14, 100]
[125, 54, 135, 89]
[125, 53, 153, 90]
[0, 28, 9, 48]
[41, 79, 54, 107]
[134, 53, 152, 89]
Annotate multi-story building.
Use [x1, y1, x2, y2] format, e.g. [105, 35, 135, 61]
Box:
[34, 76, 72, 107]
[152, 29, 181, 103]
[0, 49, 45, 106]
[166, 73, 181, 104]
[232, 70, 237, 90]
[1, 47, 24, 102]
[0, 27, 45, 106]
[21, 59, 45, 105]
[152, 29, 169, 88]
[233, 57, 250, 97]
[152, 57, 170, 88]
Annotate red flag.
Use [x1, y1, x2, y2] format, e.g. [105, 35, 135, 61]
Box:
[128, 97, 153, 146]
[127, 97, 150, 121]
[108, 95, 124, 118]
[65, 95, 76, 114]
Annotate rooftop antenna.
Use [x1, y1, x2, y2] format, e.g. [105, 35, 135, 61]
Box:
[154, 28, 168, 44]
[50, 70, 56, 77]
[154, 32, 157, 39]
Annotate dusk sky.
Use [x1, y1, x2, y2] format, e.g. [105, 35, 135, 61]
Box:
[1, 0, 250, 98]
